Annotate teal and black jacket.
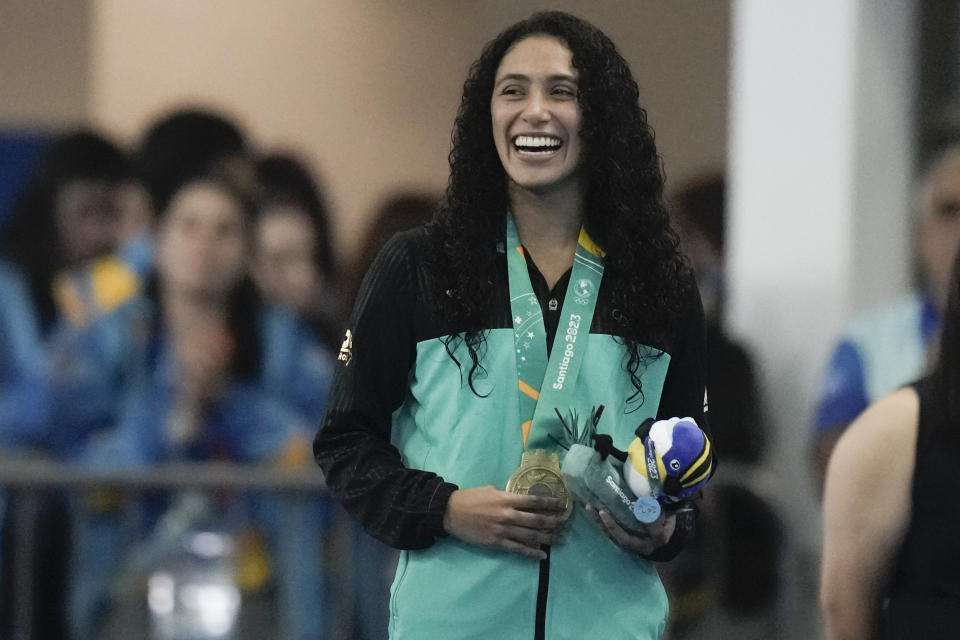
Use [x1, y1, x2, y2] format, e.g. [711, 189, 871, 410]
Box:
[315, 227, 708, 640]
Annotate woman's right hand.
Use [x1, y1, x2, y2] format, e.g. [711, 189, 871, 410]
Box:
[442, 485, 566, 560]
[173, 321, 234, 405]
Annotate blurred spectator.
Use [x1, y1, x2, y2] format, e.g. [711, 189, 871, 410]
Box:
[254, 152, 343, 351]
[812, 143, 960, 489]
[65, 172, 331, 639]
[0, 129, 131, 639]
[671, 176, 763, 463]
[119, 106, 259, 281]
[114, 177, 155, 278]
[343, 192, 438, 309]
[330, 191, 437, 640]
[0, 133, 47, 232]
[664, 175, 779, 639]
[138, 107, 257, 214]
[820, 242, 960, 639]
[0, 130, 131, 335]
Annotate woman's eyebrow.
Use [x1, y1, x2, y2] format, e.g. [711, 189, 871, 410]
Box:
[494, 72, 578, 86]
[494, 73, 531, 86]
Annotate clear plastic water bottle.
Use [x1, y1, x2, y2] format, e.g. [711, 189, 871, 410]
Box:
[147, 529, 241, 640]
[142, 493, 242, 640]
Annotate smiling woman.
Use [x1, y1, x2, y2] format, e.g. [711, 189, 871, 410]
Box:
[315, 11, 708, 640]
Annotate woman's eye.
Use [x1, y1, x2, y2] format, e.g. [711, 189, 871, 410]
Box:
[553, 86, 576, 97]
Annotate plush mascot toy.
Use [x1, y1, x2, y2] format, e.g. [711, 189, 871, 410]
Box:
[558, 407, 715, 534]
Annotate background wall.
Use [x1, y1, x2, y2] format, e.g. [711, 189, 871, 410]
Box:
[23, 0, 730, 261]
[0, 0, 90, 128]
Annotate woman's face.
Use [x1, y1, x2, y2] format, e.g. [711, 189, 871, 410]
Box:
[54, 179, 120, 265]
[252, 205, 320, 314]
[490, 35, 583, 196]
[155, 181, 248, 299]
[918, 154, 960, 312]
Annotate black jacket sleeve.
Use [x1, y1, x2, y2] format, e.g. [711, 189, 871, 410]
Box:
[313, 232, 458, 549]
[656, 278, 709, 433]
[646, 276, 712, 562]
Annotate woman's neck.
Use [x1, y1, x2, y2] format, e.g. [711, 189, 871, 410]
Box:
[161, 287, 228, 335]
[509, 181, 584, 290]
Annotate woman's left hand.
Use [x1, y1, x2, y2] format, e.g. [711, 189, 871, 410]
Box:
[585, 504, 676, 555]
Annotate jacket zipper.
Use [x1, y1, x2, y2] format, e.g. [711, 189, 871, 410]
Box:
[534, 545, 550, 640]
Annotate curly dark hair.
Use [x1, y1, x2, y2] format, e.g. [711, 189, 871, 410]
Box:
[428, 10, 691, 397]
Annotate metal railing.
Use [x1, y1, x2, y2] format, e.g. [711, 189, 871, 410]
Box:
[0, 458, 329, 640]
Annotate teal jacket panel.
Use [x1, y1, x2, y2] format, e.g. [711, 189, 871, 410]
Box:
[388, 329, 670, 639]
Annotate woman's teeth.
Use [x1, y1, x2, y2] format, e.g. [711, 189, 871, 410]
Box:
[514, 135, 562, 153]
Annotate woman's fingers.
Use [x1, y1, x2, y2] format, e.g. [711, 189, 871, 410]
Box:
[507, 492, 564, 513]
[444, 486, 566, 559]
[506, 507, 564, 531]
[498, 524, 560, 558]
[594, 508, 677, 554]
[500, 538, 548, 560]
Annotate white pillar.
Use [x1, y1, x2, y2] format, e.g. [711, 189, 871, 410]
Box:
[726, 0, 916, 635]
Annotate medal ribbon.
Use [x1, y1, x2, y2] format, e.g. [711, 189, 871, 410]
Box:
[506, 213, 605, 451]
[644, 443, 663, 497]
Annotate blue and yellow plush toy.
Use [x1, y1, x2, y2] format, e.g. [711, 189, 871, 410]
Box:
[558, 407, 715, 534]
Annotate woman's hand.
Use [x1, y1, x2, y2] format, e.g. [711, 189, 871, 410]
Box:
[173, 321, 234, 405]
[585, 503, 676, 555]
[443, 485, 566, 560]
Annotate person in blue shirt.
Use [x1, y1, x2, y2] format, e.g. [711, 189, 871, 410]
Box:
[0, 130, 130, 639]
[812, 144, 960, 488]
[254, 152, 344, 354]
[0, 131, 131, 451]
[67, 170, 332, 640]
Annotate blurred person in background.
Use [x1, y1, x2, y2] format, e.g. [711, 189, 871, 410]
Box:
[821, 239, 960, 639]
[113, 175, 155, 279]
[0, 130, 130, 343]
[66, 171, 331, 640]
[0, 130, 130, 639]
[120, 106, 260, 280]
[664, 176, 780, 639]
[342, 192, 439, 310]
[1, 110, 258, 456]
[254, 152, 343, 352]
[671, 176, 763, 463]
[138, 107, 257, 216]
[812, 143, 960, 490]
[332, 191, 437, 640]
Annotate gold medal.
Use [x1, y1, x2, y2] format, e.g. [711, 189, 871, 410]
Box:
[506, 449, 572, 517]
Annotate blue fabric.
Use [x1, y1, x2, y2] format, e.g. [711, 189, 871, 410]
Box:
[259, 305, 335, 425]
[0, 261, 148, 457]
[814, 294, 942, 435]
[71, 379, 328, 639]
[814, 340, 869, 433]
[119, 234, 154, 279]
[0, 132, 46, 233]
[63, 297, 333, 639]
[0, 261, 52, 447]
[920, 294, 940, 345]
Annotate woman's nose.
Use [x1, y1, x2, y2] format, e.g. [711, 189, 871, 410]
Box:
[521, 89, 550, 124]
